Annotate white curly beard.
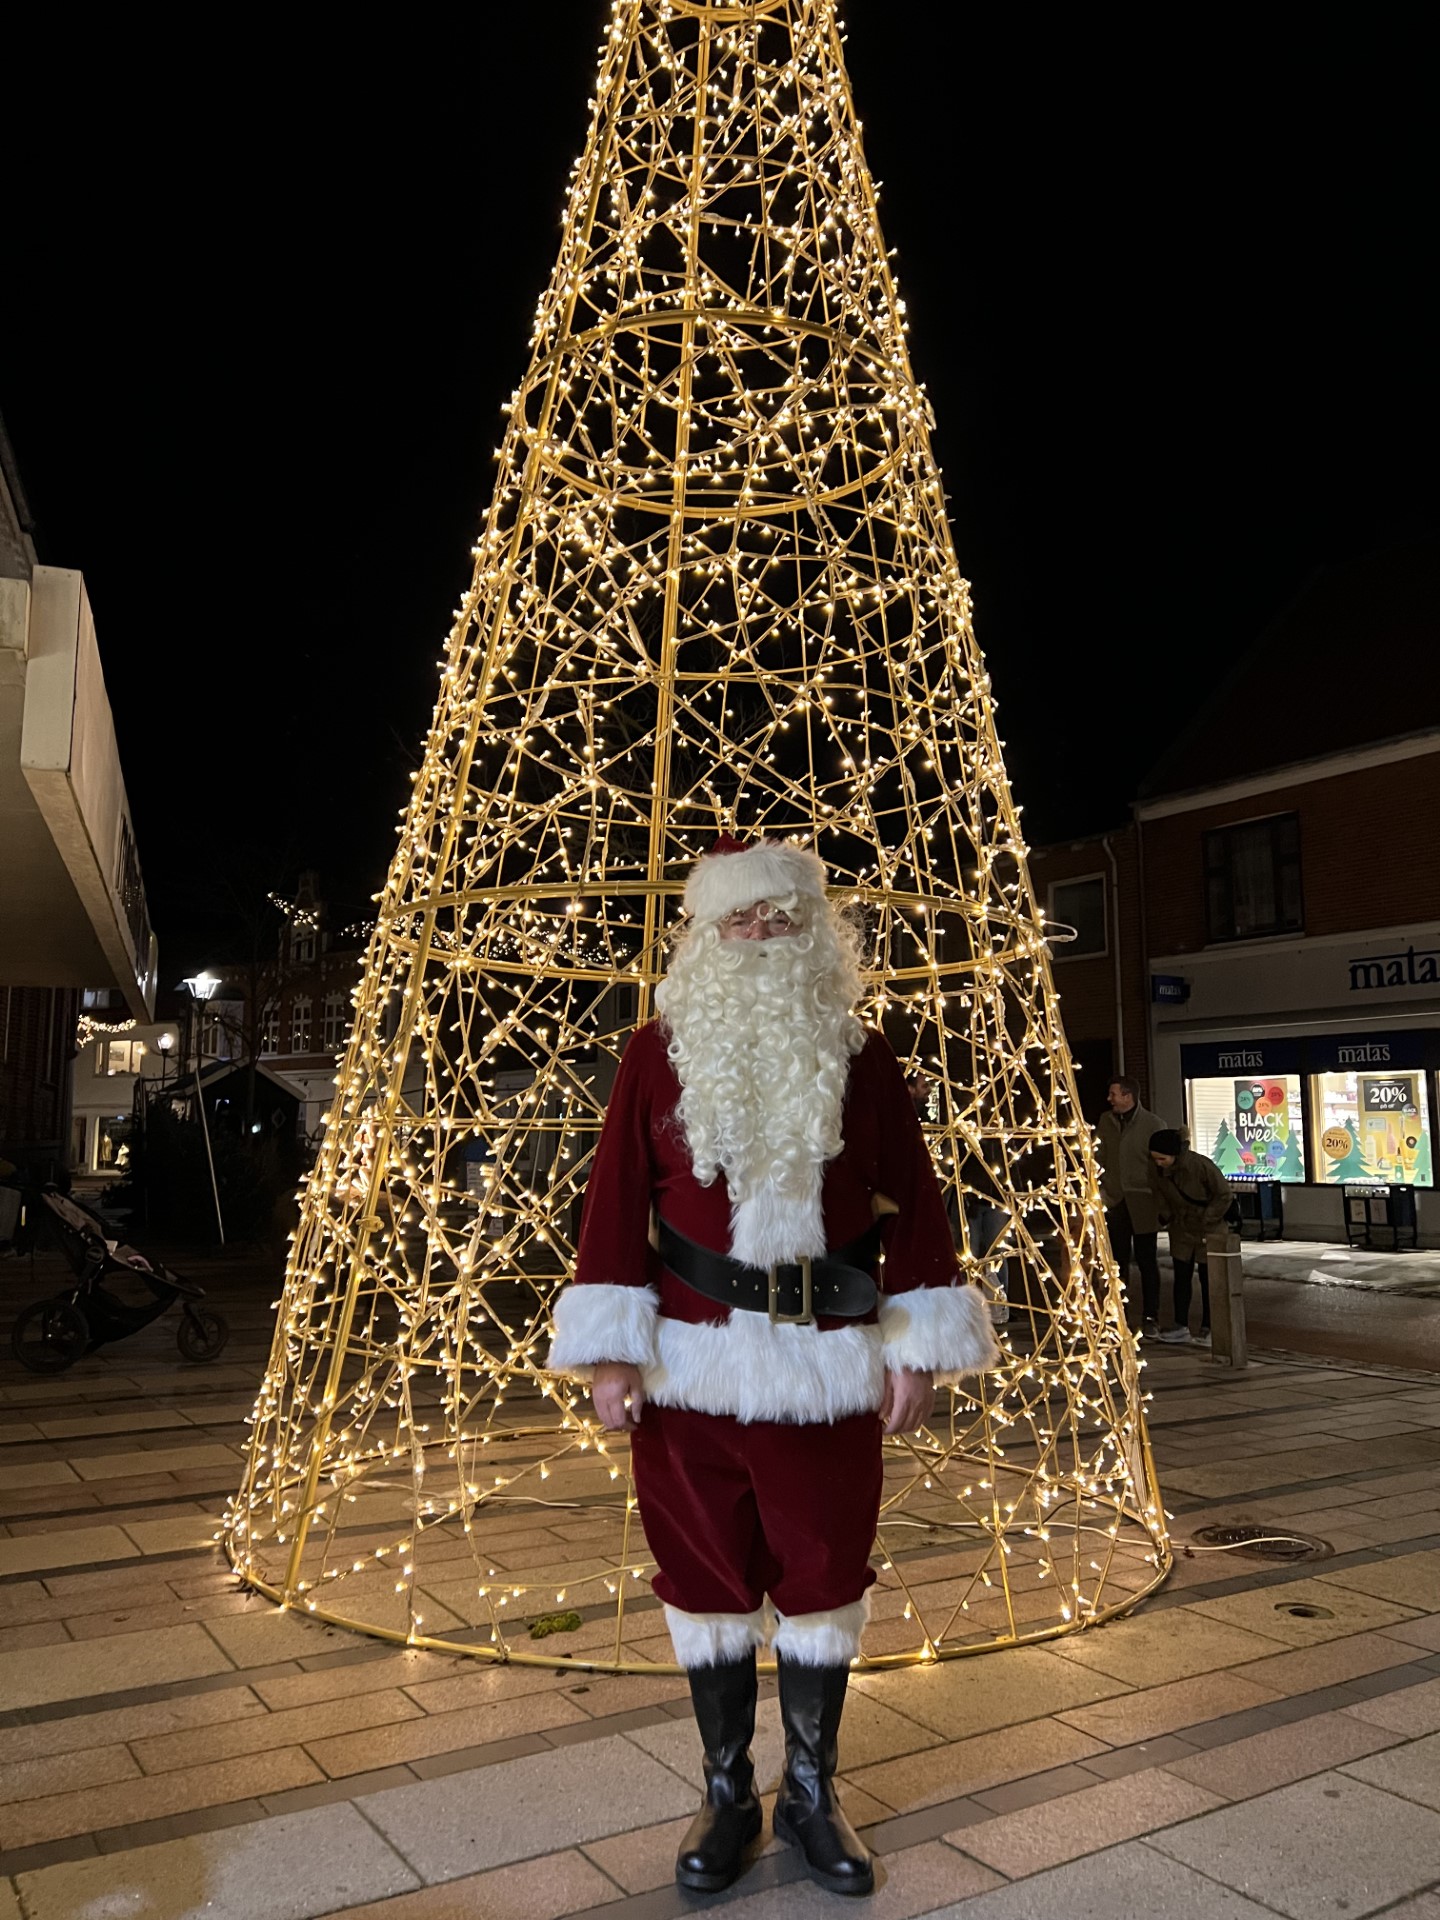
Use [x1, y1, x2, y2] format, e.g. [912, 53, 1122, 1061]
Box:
[655, 920, 865, 1267]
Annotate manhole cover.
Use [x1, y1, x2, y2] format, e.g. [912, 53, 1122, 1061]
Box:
[1190, 1524, 1333, 1564]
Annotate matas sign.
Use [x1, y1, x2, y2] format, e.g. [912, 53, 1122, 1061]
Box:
[1349, 946, 1440, 991]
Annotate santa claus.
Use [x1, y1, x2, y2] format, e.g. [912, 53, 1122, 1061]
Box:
[548, 837, 998, 1896]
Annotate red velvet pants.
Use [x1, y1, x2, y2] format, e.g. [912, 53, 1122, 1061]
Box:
[630, 1402, 883, 1618]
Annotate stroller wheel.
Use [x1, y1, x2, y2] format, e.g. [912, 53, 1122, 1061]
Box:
[178, 1306, 229, 1363]
[11, 1297, 90, 1374]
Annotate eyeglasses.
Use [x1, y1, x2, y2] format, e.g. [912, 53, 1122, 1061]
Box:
[718, 900, 796, 933]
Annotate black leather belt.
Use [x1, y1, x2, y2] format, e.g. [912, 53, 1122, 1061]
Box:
[655, 1215, 882, 1326]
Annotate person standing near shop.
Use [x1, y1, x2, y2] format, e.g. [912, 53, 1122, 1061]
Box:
[1097, 1076, 1166, 1333]
[1148, 1128, 1233, 1345]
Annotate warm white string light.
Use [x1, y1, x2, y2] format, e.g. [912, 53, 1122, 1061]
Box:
[223, 0, 1168, 1674]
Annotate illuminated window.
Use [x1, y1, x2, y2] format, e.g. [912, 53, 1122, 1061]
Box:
[291, 996, 312, 1053]
[322, 992, 347, 1052]
[1310, 1071, 1433, 1187]
[260, 1002, 280, 1055]
[1185, 1074, 1307, 1182]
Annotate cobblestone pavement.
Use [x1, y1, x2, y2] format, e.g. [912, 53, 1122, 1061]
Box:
[1, 1251, 1438, 1919]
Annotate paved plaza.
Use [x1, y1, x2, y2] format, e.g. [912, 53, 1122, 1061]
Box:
[1, 1252, 1439, 1919]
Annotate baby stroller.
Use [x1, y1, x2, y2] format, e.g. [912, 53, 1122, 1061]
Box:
[9, 1187, 229, 1374]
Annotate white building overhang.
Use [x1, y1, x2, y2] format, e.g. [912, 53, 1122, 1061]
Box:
[0, 567, 157, 1017]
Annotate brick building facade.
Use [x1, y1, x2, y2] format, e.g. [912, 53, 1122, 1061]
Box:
[1035, 533, 1440, 1245]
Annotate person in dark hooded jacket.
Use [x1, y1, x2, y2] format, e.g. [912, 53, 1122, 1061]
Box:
[1147, 1129, 1232, 1345]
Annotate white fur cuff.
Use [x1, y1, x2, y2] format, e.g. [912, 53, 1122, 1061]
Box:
[665, 1604, 768, 1668]
[879, 1284, 1001, 1381]
[546, 1283, 659, 1378]
[772, 1593, 870, 1667]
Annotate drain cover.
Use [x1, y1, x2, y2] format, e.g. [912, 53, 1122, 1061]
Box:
[1278, 1602, 1335, 1619]
[1191, 1524, 1333, 1564]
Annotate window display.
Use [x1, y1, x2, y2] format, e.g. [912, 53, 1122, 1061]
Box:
[1311, 1071, 1434, 1188]
[1185, 1074, 1306, 1182]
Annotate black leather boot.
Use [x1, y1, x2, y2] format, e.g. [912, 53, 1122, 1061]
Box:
[674, 1654, 763, 1891]
[773, 1657, 875, 1896]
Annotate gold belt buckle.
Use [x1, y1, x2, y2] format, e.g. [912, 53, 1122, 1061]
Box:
[768, 1256, 814, 1326]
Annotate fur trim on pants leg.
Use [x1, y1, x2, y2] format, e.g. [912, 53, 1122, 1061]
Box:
[771, 1592, 870, 1667]
[665, 1604, 769, 1669]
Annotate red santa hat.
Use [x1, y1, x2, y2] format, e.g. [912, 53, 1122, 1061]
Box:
[683, 834, 829, 927]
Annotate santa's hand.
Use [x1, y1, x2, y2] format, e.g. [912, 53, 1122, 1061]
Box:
[880, 1367, 935, 1435]
[591, 1362, 645, 1432]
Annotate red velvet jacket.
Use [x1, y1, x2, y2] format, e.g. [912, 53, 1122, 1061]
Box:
[574, 1021, 958, 1321]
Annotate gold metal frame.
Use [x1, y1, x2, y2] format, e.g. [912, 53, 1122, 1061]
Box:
[225, 0, 1170, 1673]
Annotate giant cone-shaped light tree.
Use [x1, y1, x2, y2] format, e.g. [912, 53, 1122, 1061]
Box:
[227, 0, 1169, 1671]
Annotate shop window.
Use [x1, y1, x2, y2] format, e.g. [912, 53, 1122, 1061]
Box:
[322, 992, 347, 1052]
[291, 996, 313, 1053]
[1310, 1071, 1433, 1188]
[95, 1115, 132, 1171]
[1185, 1074, 1307, 1182]
[1204, 813, 1303, 942]
[1048, 875, 1107, 958]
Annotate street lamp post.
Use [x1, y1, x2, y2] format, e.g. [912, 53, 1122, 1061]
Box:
[182, 973, 225, 1247]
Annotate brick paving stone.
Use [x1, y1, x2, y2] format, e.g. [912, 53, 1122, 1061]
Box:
[33, 1410, 191, 1439]
[852, 1645, 1129, 1741]
[357, 1735, 697, 1882]
[1234, 1629, 1428, 1697]
[0, 1744, 140, 1808]
[1382, 1616, 1440, 1653]
[1318, 1549, 1440, 1612]
[0, 1686, 267, 1765]
[0, 1747, 322, 1850]
[322, 1849, 620, 1920]
[1187, 1575, 1422, 1647]
[305, 1690, 588, 1778]
[581, 1812, 728, 1894]
[1343, 1677, 1440, 1737]
[1341, 1730, 1440, 1811]
[0, 1526, 140, 1579]
[70, 1443, 241, 1481]
[723, 1838, 1003, 1917]
[1046, 1608, 1291, 1688]
[131, 1688, 425, 1772]
[1164, 1708, 1401, 1799]
[951, 1767, 1223, 1878]
[15, 1803, 417, 1920]
[0, 1621, 233, 1711]
[846, 1716, 1109, 1816]
[1150, 1770, 1440, 1918]
[1055, 1670, 1282, 1746]
[918, 1839, 1277, 1918]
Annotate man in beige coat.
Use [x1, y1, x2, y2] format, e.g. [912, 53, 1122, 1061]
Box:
[1097, 1076, 1166, 1332]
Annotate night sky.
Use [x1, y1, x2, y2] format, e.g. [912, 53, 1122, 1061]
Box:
[5, 4, 1433, 980]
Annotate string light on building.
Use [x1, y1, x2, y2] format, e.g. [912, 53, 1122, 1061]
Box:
[224, 0, 1169, 1673]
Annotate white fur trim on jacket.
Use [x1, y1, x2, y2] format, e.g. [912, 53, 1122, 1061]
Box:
[729, 1187, 827, 1269]
[684, 840, 828, 927]
[647, 1312, 886, 1424]
[547, 1284, 658, 1379]
[772, 1593, 871, 1667]
[878, 1284, 1001, 1382]
[664, 1603, 769, 1668]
